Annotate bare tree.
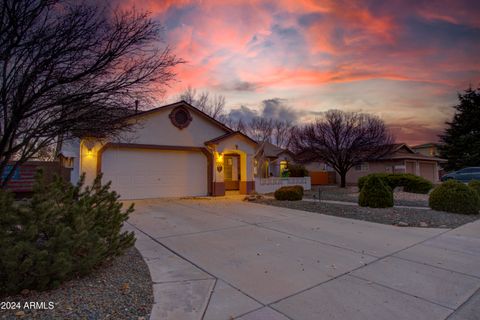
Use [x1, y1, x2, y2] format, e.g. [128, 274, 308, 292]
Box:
[236, 117, 293, 148]
[224, 117, 246, 133]
[0, 0, 183, 186]
[291, 110, 394, 187]
[272, 120, 293, 149]
[179, 87, 227, 121]
[178, 89, 294, 148]
[246, 118, 273, 143]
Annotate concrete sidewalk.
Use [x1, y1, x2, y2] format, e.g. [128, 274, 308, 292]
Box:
[125, 198, 480, 320]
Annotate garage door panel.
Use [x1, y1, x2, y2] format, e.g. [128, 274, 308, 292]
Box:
[419, 162, 435, 182]
[101, 148, 207, 199]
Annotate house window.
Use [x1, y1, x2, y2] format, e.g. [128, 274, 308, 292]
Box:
[280, 160, 288, 175]
[355, 163, 369, 172]
[169, 106, 192, 129]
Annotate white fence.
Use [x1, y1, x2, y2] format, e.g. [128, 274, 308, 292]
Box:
[255, 177, 311, 194]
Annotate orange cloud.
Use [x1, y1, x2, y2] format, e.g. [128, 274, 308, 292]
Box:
[114, 0, 479, 145]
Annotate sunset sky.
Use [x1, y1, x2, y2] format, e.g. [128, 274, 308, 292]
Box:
[119, 0, 480, 145]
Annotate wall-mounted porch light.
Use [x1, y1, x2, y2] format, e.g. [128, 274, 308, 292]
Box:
[84, 140, 95, 158]
[216, 152, 223, 173]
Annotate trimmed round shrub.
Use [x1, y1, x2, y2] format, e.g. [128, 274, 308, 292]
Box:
[358, 173, 390, 190]
[358, 173, 433, 194]
[274, 186, 303, 201]
[0, 173, 135, 294]
[398, 174, 433, 194]
[468, 180, 480, 198]
[429, 180, 480, 214]
[290, 185, 304, 197]
[358, 175, 394, 208]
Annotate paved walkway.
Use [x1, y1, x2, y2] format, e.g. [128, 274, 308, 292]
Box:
[123, 198, 480, 320]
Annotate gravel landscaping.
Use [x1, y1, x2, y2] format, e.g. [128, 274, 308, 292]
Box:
[256, 198, 479, 228]
[0, 247, 152, 320]
[305, 186, 431, 207]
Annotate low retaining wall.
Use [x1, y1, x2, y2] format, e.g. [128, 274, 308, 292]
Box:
[255, 177, 311, 194]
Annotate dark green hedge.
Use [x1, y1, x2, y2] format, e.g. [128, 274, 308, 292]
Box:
[274, 186, 303, 201]
[468, 180, 480, 198]
[358, 173, 433, 194]
[0, 173, 135, 294]
[429, 180, 480, 214]
[288, 164, 309, 177]
[358, 175, 394, 208]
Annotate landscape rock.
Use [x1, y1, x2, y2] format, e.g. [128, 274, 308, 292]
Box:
[244, 192, 264, 201]
[397, 221, 409, 227]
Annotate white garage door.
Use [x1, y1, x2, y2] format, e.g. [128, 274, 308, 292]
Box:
[101, 148, 208, 199]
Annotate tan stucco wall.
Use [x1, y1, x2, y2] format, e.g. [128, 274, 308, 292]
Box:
[79, 140, 104, 186]
[340, 160, 405, 185]
[119, 106, 228, 147]
[80, 105, 229, 186]
[414, 146, 439, 157]
[341, 159, 440, 185]
[213, 135, 256, 184]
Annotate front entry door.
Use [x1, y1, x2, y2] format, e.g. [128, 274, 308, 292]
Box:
[224, 154, 240, 190]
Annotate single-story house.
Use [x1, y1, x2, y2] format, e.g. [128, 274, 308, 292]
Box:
[341, 143, 446, 185]
[252, 141, 312, 193]
[254, 141, 295, 178]
[61, 101, 258, 199]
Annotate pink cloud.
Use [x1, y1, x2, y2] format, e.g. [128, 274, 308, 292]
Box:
[114, 0, 478, 145]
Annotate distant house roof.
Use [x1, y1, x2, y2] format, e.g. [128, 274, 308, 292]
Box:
[411, 143, 440, 149]
[204, 131, 258, 146]
[389, 143, 416, 154]
[380, 143, 446, 162]
[255, 141, 292, 158]
[57, 151, 77, 158]
[293, 143, 446, 164]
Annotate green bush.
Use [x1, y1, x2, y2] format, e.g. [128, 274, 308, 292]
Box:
[468, 180, 480, 198]
[288, 164, 309, 177]
[0, 173, 135, 294]
[358, 173, 390, 190]
[290, 185, 304, 197]
[274, 186, 303, 201]
[429, 180, 480, 214]
[358, 173, 433, 194]
[358, 175, 394, 208]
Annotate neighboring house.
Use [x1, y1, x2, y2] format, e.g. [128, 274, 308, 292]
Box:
[254, 142, 335, 183]
[341, 143, 446, 185]
[61, 101, 258, 199]
[254, 141, 295, 178]
[412, 143, 441, 157]
[253, 141, 311, 193]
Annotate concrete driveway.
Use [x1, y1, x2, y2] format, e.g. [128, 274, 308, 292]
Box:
[124, 198, 480, 320]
